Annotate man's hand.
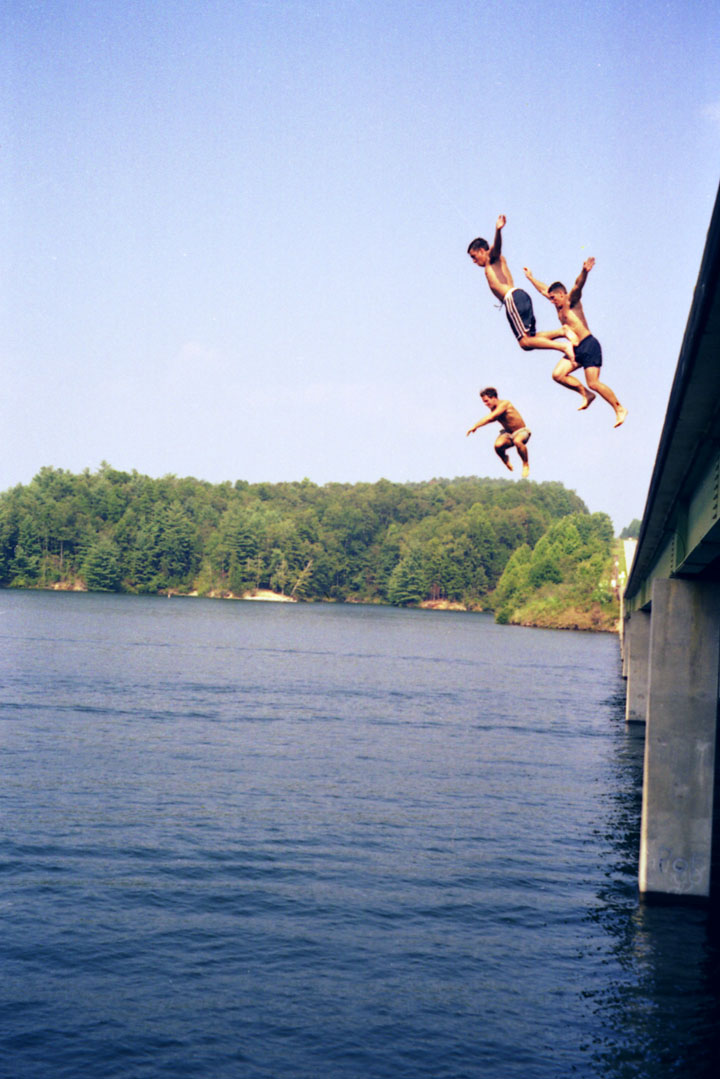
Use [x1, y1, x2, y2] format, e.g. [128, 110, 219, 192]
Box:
[523, 266, 533, 279]
[583, 257, 595, 273]
[466, 426, 477, 436]
[496, 214, 506, 230]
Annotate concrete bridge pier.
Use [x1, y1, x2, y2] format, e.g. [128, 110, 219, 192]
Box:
[621, 179, 720, 902]
[638, 578, 720, 901]
[624, 608, 651, 723]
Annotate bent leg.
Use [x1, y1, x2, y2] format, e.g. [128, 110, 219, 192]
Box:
[519, 332, 574, 361]
[494, 435, 514, 472]
[552, 358, 595, 408]
[512, 432, 530, 477]
[584, 367, 628, 426]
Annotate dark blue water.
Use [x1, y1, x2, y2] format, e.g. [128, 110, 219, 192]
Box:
[1, 591, 719, 1078]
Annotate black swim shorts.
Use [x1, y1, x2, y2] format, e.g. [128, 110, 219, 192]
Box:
[503, 288, 536, 340]
[574, 334, 603, 369]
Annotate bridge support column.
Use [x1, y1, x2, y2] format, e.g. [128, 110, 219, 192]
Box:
[625, 609, 651, 723]
[639, 578, 720, 901]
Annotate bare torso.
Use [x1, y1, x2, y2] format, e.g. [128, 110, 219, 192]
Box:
[486, 255, 514, 301]
[557, 298, 591, 345]
[495, 400, 526, 434]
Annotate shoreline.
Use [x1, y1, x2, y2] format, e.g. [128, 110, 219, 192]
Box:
[8, 583, 616, 632]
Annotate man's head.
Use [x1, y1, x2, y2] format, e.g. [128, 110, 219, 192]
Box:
[547, 281, 567, 309]
[480, 387, 498, 408]
[468, 238, 490, 267]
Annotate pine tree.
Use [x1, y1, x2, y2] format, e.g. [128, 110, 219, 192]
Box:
[83, 539, 122, 592]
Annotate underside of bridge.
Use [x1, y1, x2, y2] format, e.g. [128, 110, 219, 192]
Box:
[623, 180, 720, 904]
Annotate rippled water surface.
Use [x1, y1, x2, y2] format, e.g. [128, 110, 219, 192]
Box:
[1, 591, 719, 1078]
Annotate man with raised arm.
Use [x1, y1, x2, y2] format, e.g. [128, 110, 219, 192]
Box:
[467, 215, 574, 361]
[466, 387, 531, 478]
[523, 258, 628, 427]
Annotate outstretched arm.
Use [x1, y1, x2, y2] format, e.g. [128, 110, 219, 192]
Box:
[467, 400, 508, 435]
[568, 257, 595, 306]
[488, 214, 506, 262]
[523, 267, 550, 298]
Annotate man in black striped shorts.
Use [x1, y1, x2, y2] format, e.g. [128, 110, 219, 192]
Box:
[468, 215, 574, 361]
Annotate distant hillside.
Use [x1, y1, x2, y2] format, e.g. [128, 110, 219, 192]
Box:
[0, 465, 589, 610]
[491, 512, 619, 631]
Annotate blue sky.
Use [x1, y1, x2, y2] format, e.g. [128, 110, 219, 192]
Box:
[2, 0, 719, 531]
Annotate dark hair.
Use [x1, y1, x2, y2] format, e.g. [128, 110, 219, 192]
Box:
[548, 281, 566, 293]
[480, 387, 497, 399]
[467, 238, 489, 254]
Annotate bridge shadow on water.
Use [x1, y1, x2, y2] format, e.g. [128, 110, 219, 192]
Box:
[586, 691, 720, 1079]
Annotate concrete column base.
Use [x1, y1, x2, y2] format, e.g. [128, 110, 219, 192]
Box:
[639, 578, 720, 901]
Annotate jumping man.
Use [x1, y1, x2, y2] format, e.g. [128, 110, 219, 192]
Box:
[466, 387, 531, 478]
[467, 216, 573, 361]
[524, 258, 628, 427]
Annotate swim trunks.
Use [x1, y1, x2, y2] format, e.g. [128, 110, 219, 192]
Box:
[498, 426, 531, 442]
[574, 334, 603, 369]
[503, 288, 536, 340]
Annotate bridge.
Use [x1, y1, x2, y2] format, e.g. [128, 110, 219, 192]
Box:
[623, 180, 720, 903]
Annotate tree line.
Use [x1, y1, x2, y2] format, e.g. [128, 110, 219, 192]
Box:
[493, 512, 619, 630]
[0, 465, 597, 610]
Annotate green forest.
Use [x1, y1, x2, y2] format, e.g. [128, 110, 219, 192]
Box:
[0, 465, 619, 627]
[493, 512, 619, 630]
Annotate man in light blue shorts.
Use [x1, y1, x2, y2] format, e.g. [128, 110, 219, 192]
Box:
[466, 387, 532, 477]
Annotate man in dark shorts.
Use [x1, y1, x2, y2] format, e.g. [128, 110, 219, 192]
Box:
[524, 258, 628, 427]
[466, 387, 531, 478]
[467, 215, 573, 361]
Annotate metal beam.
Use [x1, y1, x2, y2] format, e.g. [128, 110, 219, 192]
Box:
[625, 180, 720, 611]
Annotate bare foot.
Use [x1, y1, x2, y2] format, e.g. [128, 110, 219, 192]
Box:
[614, 406, 628, 428]
[578, 390, 596, 411]
[521, 463, 529, 478]
[502, 459, 513, 472]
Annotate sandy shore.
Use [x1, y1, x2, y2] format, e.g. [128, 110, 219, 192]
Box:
[242, 589, 296, 603]
[176, 588, 296, 602]
[419, 599, 469, 611]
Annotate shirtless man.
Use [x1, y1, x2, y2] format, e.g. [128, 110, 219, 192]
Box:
[466, 387, 531, 478]
[524, 258, 628, 427]
[467, 216, 573, 361]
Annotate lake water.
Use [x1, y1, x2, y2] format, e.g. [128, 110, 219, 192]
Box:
[1, 591, 719, 1078]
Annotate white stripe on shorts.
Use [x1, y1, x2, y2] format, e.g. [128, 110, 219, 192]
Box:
[503, 288, 526, 338]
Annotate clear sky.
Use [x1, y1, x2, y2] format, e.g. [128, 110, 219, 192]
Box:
[2, 0, 719, 531]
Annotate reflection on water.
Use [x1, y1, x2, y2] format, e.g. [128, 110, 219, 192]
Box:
[1, 591, 720, 1079]
[591, 703, 720, 1078]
